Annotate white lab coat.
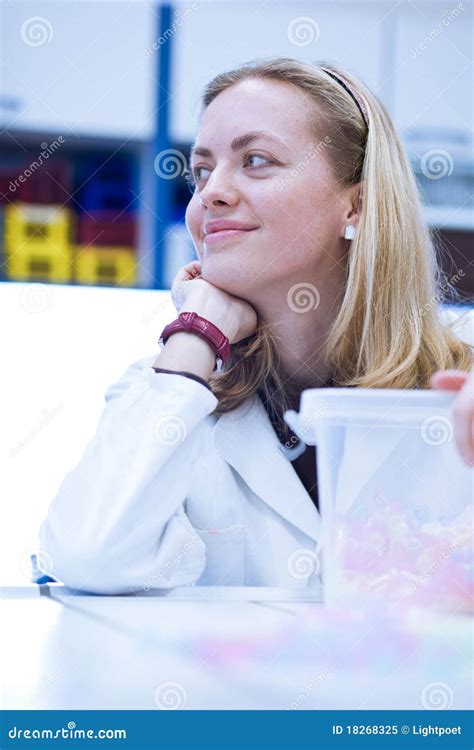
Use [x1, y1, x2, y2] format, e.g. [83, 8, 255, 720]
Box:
[39, 356, 324, 594]
[39, 307, 472, 595]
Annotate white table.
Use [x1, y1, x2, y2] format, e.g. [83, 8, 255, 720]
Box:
[1, 585, 472, 711]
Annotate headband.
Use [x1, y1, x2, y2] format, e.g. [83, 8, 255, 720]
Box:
[320, 67, 369, 131]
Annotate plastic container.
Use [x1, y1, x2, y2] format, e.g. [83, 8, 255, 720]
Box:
[284, 388, 473, 614]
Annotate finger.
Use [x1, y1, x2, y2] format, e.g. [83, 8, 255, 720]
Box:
[172, 260, 202, 286]
[182, 260, 202, 280]
[170, 261, 203, 310]
[452, 395, 474, 467]
[450, 373, 474, 466]
[430, 369, 469, 392]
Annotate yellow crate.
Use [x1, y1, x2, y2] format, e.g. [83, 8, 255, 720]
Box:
[5, 203, 73, 253]
[6, 246, 73, 283]
[74, 246, 137, 286]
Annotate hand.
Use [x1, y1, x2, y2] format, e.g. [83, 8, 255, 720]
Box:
[170, 260, 258, 345]
[430, 369, 474, 467]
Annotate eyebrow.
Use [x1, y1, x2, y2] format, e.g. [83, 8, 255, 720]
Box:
[189, 130, 287, 160]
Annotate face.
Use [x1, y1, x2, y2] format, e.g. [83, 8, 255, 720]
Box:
[185, 77, 354, 304]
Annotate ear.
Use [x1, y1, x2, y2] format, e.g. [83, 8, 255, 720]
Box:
[339, 181, 362, 238]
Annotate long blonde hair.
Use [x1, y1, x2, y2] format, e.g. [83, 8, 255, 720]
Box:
[194, 57, 472, 416]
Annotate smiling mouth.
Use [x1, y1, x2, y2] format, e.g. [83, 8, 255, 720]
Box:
[204, 228, 258, 244]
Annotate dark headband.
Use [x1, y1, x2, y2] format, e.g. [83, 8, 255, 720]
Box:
[320, 67, 370, 130]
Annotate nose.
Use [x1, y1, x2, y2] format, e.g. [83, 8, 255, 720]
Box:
[197, 165, 239, 208]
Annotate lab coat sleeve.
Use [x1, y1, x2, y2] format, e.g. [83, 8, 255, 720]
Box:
[38, 357, 219, 594]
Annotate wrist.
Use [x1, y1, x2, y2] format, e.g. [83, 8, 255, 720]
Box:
[183, 301, 238, 343]
[160, 312, 231, 369]
[153, 331, 216, 377]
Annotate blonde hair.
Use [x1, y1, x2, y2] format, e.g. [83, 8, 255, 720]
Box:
[194, 57, 472, 417]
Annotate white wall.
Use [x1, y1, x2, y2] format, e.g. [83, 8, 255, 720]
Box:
[0, 1, 157, 139]
[170, 1, 386, 143]
[1, 280, 176, 585]
[169, 0, 472, 145]
[393, 1, 472, 136]
[168, 0, 473, 234]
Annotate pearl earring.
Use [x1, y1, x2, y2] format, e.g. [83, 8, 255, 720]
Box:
[344, 224, 357, 240]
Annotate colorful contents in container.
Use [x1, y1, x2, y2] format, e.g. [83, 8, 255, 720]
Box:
[331, 495, 473, 614]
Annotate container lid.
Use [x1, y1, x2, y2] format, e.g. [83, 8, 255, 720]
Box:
[303, 386, 456, 413]
[284, 387, 459, 439]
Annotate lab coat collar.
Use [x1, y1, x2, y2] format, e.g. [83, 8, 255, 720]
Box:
[212, 395, 322, 544]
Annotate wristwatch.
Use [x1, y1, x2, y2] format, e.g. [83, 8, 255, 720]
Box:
[158, 311, 231, 372]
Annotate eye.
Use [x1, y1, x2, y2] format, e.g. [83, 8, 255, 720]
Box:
[184, 168, 197, 194]
[245, 153, 271, 167]
[185, 164, 211, 193]
[186, 152, 274, 194]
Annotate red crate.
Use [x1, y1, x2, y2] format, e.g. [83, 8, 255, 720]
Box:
[0, 169, 21, 205]
[77, 210, 137, 247]
[13, 159, 73, 205]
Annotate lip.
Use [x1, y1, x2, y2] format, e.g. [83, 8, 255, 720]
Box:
[204, 219, 259, 235]
[203, 228, 257, 244]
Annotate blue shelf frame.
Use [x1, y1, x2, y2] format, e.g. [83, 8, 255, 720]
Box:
[152, 3, 173, 290]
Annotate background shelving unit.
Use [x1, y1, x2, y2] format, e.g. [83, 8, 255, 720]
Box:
[0, 0, 160, 288]
[0, 0, 472, 298]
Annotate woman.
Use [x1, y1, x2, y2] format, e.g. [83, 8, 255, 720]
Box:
[39, 58, 473, 594]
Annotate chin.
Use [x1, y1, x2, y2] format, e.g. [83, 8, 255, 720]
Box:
[200, 257, 251, 297]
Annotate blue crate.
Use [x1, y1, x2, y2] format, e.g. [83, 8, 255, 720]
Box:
[78, 180, 138, 212]
[75, 155, 138, 212]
